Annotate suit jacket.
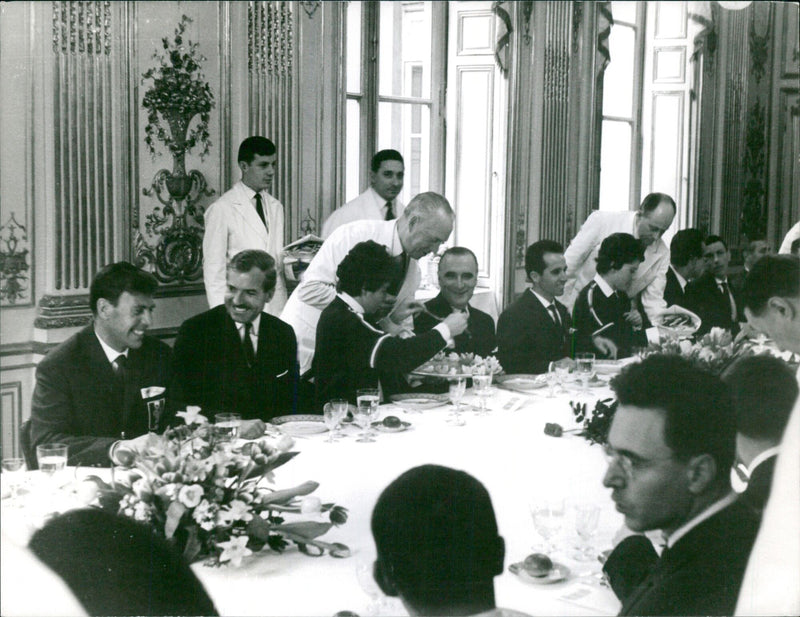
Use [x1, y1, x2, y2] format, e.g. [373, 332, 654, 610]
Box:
[30, 326, 172, 467]
[170, 305, 298, 422]
[496, 289, 571, 375]
[321, 187, 405, 239]
[572, 281, 646, 358]
[684, 271, 741, 337]
[604, 498, 760, 616]
[313, 296, 448, 408]
[663, 266, 689, 308]
[202, 181, 287, 315]
[742, 454, 777, 516]
[413, 293, 496, 357]
[561, 210, 669, 322]
[281, 219, 421, 376]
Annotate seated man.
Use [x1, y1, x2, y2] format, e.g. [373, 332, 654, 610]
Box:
[171, 250, 298, 424]
[414, 246, 496, 357]
[371, 465, 531, 617]
[685, 234, 742, 337]
[497, 240, 572, 374]
[572, 233, 647, 359]
[29, 508, 217, 616]
[664, 228, 705, 307]
[30, 262, 172, 467]
[602, 355, 760, 616]
[321, 149, 405, 238]
[313, 241, 467, 408]
[724, 355, 797, 515]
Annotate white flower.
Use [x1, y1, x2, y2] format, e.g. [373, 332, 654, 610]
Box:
[697, 347, 716, 362]
[679, 339, 693, 355]
[300, 496, 322, 515]
[217, 535, 252, 567]
[178, 484, 204, 508]
[133, 501, 153, 522]
[224, 499, 253, 523]
[176, 406, 208, 425]
[274, 434, 295, 452]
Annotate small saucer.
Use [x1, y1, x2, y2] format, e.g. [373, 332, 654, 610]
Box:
[371, 420, 412, 433]
[508, 560, 570, 584]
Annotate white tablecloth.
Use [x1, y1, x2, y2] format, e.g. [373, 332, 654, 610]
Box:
[1, 383, 622, 617]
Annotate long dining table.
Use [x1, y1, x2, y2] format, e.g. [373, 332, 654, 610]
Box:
[1, 379, 624, 617]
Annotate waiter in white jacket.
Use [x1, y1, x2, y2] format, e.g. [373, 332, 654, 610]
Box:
[203, 136, 287, 316]
[321, 149, 406, 239]
[281, 192, 454, 377]
[560, 192, 676, 324]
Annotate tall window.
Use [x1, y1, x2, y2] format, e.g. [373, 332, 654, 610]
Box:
[345, 1, 445, 204]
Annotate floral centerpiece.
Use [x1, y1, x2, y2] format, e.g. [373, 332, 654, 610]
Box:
[642, 327, 757, 375]
[88, 408, 349, 566]
[544, 398, 618, 445]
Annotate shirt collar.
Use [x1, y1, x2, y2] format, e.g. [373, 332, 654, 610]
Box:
[94, 329, 128, 363]
[338, 292, 365, 314]
[236, 313, 262, 335]
[593, 273, 615, 297]
[390, 222, 404, 257]
[530, 288, 556, 310]
[670, 265, 688, 290]
[240, 181, 266, 202]
[747, 446, 781, 477]
[665, 492, 737, 548]
[367, 186, 394, 210]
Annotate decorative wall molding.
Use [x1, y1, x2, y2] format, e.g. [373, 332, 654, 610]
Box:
[33, 293, 91, 329]
[1, 381, 23, 459]
[0, 213, 31, 306]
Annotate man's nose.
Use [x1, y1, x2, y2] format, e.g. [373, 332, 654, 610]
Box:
[602, 463, 624, 488]
[140, 310, 153, 328]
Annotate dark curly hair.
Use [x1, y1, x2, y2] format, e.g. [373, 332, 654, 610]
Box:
[596, 233, 645, 274]
[336, 240, 401, 297]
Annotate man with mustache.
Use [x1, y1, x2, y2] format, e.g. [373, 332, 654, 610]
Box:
[601, 355, 759, 616]
[171, 250, 298, 427]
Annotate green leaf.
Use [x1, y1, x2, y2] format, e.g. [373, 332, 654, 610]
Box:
[164, 501, 186, 539]
[259, 481, 319, 505]
[182, 525, 202, 563]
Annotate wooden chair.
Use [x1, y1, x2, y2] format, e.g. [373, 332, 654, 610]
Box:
[19, 419, 37, 470]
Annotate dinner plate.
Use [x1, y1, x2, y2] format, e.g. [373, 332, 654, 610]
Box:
[508, 560, 570, 585]
[410, 366, 474, 379]
[272, 414, 328, 436]
[389, 393, 450, 411]
[371, 420, 412, 433]
[495, 374, 548, 392]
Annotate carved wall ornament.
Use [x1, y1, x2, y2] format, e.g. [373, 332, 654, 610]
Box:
[299, 1, 321, 19]
[748, 11, 771, 84]
[52, 1, 111, 56]
[34, 294, 92, 330]
[249, 1, 294, 76]
[741, 100, 767, 239]
[521, 1, 534, 46]
[572, 2, 583, 55]
[0, 213, 31, 305]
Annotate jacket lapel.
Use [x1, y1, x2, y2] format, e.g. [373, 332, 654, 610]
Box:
[232, 185, 269, 242]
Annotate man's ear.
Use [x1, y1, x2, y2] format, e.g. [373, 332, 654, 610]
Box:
[686, 453, 717, 495]
[238, 160, 248, 174]
[373, 559, 399, 597]
[95, 298, 111, 319]
[767, 296, 796, 321]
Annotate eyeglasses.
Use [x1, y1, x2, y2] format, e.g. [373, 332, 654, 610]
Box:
[603, 444, 676, 480]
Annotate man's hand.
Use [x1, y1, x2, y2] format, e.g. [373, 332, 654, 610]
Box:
[443, 311, 469, 337]
[239, 419, 266, 440]
[111, 432, 159, 466]
[390, 298, 425, 324]
[623, 309, 643, 330]
[593, 336, 618, 359]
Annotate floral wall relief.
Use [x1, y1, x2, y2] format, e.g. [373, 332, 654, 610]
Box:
[135, 15, 215, 286]
[0, 213, 30, 305]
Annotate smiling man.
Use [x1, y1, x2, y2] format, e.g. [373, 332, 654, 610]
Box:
[601, 355, 759, 616]
[414, 247, 496, 357]
[321, 149, 406, 239]
[203, 136, 287, 316]
[172, 250, 298, 424]
[684, 234, 741, 337]
[30, 262, 172, 466]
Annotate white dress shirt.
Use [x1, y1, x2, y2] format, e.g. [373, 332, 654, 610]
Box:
[321, 187, 405, 239]
[236, 314, 261, 354]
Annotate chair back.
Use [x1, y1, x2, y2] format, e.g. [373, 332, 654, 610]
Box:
[19, 419, 37, 470]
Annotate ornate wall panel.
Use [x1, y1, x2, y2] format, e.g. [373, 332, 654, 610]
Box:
[51, 1, 116, 291]
[1, 381, 23, 459]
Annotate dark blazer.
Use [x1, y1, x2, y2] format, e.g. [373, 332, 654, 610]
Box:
[663, 267, 688, 308]
[742, 454, 777, 516]
[684, 271, 742, 337]
[572, 281, 646, 359]
[496, 289, 571, 374]
[604, 498, 760, 616]
[314, 296, 448, 408]
[413, 293, 496, 357]
[170, 305, 298, 422]
[30, 325, 172, 467]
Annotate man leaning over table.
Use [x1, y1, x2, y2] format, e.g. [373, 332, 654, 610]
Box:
[561, 192, 676, 325]
[414, 246, 496, 357]
[30, 262, 172, 467]
[203, 136, 287, 316]
[735, 254, 800, 616]
[171, 249, 298, 429]
[321, 149, 405, 239]
[601, 355, 759, 616]
[281, 191, 455, 378]
[496, 240, 573, 374]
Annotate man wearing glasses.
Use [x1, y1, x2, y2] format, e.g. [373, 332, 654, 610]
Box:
[600, 354, 759, 616]
[561, 193, 676, 326]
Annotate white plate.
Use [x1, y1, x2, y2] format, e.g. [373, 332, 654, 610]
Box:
[496, 374, 547, 391]
[389, 393, 450, 410]
[272, 415, 328, 436]
[508, 560, 570, 585]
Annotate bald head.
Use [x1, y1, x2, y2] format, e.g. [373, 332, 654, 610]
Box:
[398, 192, 454, 259]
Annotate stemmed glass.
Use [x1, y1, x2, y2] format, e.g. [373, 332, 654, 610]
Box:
[331, 399, 349, 440]
[529, 499, 565, 553]
[575, 353, 596, 395]
[2, 458, 26, 506]
[546, 361, 559, 397]
[573, 504, 601, 561]
[323, 403, 339, 443]
[447, 377, 467, 426]
[355, 559, 389, 616]
[554, 359, 571, 392]
[472, 374, 492, 414]
[356, 389, 379, 443]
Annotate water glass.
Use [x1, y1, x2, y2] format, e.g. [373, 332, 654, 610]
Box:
[356, 389, 379, 443]
[2, 458, 26, 506]
[447, 377, 467, 426]
[355, 558, 390, 616]
[574, 504, 601, 561]
[575, 352, 596, 394]
[530, 499, 565, 552]
[323, 402, 340, 443]
[472, 374, 492, 414]
[36, 443, 68, 486]
[214, 413, 241, 445]
[546, 361, 559, 397]
[553, 359, 571, 391]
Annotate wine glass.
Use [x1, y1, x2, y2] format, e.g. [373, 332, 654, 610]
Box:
[214, 413, 241, 447]
[447, 377, 467, 426]
[554, 359, 571, 392]
[529, 499, 565, 553]
[472, 374, 492, 414]
[2, 458, 26, 506]
[573, 504, 601, 561]
[331, 399, 349, 439]
[323, 403, 339, 443]
[575, 352, 596, 395]
[355, 558, 389, 616]
[356, 389, 379, 443]
[546, 361, 559, 397]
